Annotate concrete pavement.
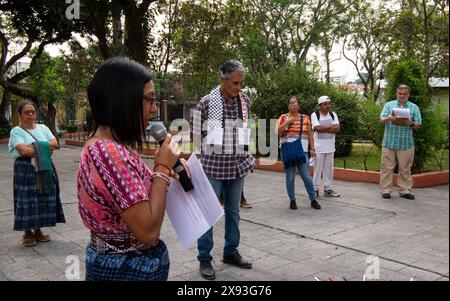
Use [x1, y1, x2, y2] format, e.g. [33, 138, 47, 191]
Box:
[0, 142, 448, 281]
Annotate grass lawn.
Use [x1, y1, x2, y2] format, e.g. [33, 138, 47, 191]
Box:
[334, 144, 449, 173]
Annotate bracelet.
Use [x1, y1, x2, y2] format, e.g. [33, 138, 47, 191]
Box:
[153, 172, 170, 186]
[154, 163, 172, 175]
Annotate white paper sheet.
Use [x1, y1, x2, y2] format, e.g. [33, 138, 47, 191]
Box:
[206, 127, 223, 145]
[165, 154, 224, 249]
[238, 128, 251, 146]
[393, 108, 411, 119]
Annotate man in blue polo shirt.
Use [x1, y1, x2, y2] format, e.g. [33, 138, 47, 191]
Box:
[379, 84, 422, 200]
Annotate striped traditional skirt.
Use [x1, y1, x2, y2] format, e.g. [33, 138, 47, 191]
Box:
[13, 157, 66, 231]
[85, 239, 170, 281]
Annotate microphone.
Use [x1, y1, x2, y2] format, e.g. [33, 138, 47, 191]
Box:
[148, 122, 194, 192]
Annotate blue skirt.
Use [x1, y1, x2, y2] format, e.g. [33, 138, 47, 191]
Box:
[13, 157, 66, 231]
[85, 239, 170, 281]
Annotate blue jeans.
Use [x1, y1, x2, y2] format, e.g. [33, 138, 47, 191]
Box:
[285, 158, 316, 202]
[197, 175, 244, 262]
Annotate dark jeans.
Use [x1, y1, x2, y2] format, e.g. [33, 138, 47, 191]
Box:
[197, 176, 244, 262]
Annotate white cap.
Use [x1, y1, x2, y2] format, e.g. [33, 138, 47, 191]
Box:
[318, 95, 330, 105]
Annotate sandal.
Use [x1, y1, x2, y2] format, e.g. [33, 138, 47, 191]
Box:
[34, 230, 51, 242]
[23, 233, 37, 247]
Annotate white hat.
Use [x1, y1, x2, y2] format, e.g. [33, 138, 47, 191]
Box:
[318, 95, 331, 105]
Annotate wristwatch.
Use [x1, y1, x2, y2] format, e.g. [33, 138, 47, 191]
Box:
[409, 121, 415, 128]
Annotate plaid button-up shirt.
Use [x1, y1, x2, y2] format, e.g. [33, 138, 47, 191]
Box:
[380, 100, 422, 150]
[192, 92, 255, 180]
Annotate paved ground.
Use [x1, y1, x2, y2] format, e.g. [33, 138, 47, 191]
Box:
[0, 142, 448, 281]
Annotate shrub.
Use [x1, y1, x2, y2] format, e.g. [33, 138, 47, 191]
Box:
[357, 98, 384, 148]
[66, 124, 78, 133]
[425, 102, 449, 171]
[0, 127, 11, 138]
[251, 62, 361, 157]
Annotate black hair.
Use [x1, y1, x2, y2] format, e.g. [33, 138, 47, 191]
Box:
[87, 57, 153, 149]
[17, 100, 37, 114]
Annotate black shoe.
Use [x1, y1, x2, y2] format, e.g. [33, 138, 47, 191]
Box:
[223, 251, 252, 269]
[311, 200, 321, 210]
[199, 261, 216, 280]
[315, 190, 319, 198]
[382, 193, 391, 199]
[400, 193, 415, 200]
[290, 201, 297, 210]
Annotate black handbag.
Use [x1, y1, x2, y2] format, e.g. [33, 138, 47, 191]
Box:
[280, 114, 306, 168]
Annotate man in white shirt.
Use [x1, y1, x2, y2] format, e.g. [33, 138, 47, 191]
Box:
[311, 96, 341, 198]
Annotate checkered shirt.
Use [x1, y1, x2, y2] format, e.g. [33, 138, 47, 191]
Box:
[192, 92, 255, 180]
[380, 100, 422, 150]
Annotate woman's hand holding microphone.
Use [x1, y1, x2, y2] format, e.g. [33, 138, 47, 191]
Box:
[153, 134, 191, 184]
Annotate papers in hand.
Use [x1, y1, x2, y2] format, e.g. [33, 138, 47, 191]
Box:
[392, 108, 410, 119]
[165, 154, 224, 249]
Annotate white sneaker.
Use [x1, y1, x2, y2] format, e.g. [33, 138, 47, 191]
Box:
[324, 190, 340, 197]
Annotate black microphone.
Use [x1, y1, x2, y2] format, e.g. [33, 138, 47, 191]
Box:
[148, 122, 194, 192]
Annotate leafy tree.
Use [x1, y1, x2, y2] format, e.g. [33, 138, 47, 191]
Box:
[0, 0, 83, 132]
[80, 0, 160, 65]
[27, 52, 66, 132]
[426, 102, 448, 170]
[149, 0, 180, 75]
[59, 40, 103, 126]
[240, 0, 357, 74]
[391, 0, 449, 78]
[170, 0, 241, 103]
[342, 1, 394, 100]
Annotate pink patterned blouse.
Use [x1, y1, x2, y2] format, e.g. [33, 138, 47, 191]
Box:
[77, 140, 153, 237]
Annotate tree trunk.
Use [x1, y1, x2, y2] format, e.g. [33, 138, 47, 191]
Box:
[325, 45, 331, 84]
[0, 90, 11, 128]
[123, 6, 148, 65]
[1, 79, 54, 135]
[422, 0, 431, 79]
[41, 102, 57, 137]
[163, 0, 179, 74]
[112, 3, 123, 56]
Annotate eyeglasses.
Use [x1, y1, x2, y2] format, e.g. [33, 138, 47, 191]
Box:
[22, 110, 36, 115]
[143, 94, 157, 104]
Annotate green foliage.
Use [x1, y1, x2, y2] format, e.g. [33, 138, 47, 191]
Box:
[240, 0, 357, 74]
[357, 98, 384, 149]
[0, 126, 11, 138]
[60, 41, 103, 126]
[390, 0, 449, 78]
[342, 1, 395, 100]
[334, 143, 449, 173]
[27, 51, 65, 105]
[66, 124, 78, 133]
[385, 58, 434, 173]
[251, 62, 361, 157]
[1, 0, 82, 42]
[171, 0, 241, 102]
[423, 102, 449, 171]
[385, 59, 431, 108]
